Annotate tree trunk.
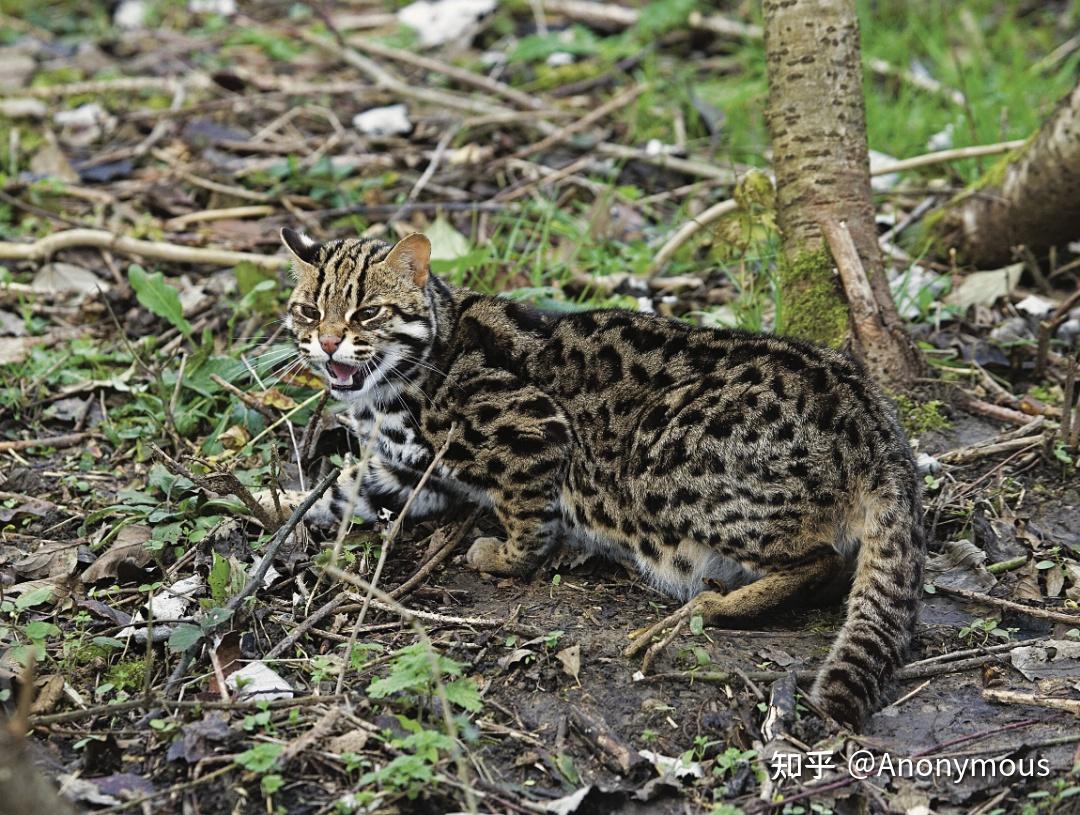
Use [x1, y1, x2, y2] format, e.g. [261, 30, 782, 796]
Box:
[763, 0, 921, 386]
[930, 78, 1080, 268]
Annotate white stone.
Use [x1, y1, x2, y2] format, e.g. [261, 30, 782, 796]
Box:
[398, 0, 496, 47]
[352, 104, 412, 137]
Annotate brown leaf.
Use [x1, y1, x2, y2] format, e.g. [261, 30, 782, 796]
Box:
[328, 730, 369, 754]
[31, 674, 66, 715]
[12, 540, 79, 579]
[556, 644, 582, 683]
[81, 525, 153, 583]
[256, 388, 297, 411]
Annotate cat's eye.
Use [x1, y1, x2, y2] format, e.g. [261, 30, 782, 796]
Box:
[295, 304, 320, 321]
[357, 305, 383, 322]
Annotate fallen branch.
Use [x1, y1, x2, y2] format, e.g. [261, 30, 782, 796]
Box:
[0, 432, 92, 453]
[938, 434, 1045, 465]
[0, 229, 287, 269]
[934, 584, 1080, 627]
[569, 706, 649, 776]
[390, 508, 483, 599]
[650, 199, 737, 273]
[982, 688, 1080, 715]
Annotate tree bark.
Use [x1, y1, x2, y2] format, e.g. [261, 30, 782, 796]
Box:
[930, 77, 1080, 268]
[763, 0, 921, 386]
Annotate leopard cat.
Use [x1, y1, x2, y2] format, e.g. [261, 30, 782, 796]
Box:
[269, 226, 926, 729]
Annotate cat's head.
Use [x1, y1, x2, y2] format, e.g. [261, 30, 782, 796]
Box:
[281, 228, 435, 403]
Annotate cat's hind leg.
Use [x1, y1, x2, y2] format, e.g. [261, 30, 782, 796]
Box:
[624, 549, 845, 663]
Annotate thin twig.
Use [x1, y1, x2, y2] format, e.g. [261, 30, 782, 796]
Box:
[933, 584, 1080, 626]
[0, 228, 287, 269]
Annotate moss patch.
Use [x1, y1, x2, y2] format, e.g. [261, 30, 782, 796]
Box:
[893, 393, 951, 437]
[776, 246, 850, 348]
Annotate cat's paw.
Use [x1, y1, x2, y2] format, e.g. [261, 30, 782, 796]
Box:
[466, 536, 527, 576]
[253, 488, 304, 524]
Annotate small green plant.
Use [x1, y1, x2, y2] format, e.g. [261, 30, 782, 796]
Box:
[958, 616, 1011, 646]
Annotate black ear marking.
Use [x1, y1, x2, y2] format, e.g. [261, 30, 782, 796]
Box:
[280, 227, 322, 266]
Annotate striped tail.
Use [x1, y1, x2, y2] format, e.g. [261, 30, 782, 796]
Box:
[811, 483, 925, 728]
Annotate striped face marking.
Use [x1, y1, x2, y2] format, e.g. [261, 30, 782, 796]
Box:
[281, 229, 434, 405]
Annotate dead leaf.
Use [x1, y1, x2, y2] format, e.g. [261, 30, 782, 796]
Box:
[12, 540, 79, 579]
[1009, 640, 1080, 681]
[29, 132, 79, 182]
[945, 263, 1023, 310]
[1045, 565, 1065, 598]
[0, 496, 53, 523]
[166, 711, 234, 764]
[556, 644, 581, 683]
[328, 730, 370, 754]
[33, 262, 110, 297]
[31, 674, 66, 715]
[0, 310, 27, 336]
[926, 539, 996, 592]
[0, 336, 35, 365]
[757, 645, 798, 667]
[81, 524, 153, 583]
[497, 648, 535, 671]
[257, 388, 297, 411]
[219, 425, 251, 450]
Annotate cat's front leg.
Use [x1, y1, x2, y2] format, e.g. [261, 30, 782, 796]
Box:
[460, 390, 570, 578]
[255, 457, 377, 529]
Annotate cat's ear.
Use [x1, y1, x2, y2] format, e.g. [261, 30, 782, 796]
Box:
[280, 227, 322, 273]
[384, 233, 431, 287]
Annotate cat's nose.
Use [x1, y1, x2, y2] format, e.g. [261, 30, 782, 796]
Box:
[319, 335, 342, 355]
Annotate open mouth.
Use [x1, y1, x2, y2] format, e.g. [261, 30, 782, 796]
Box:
[326, 354, 381, 391]
[326, 360, 364, 390]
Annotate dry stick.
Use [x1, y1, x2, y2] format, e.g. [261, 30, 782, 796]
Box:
[320, 564, 480, 814]
[652, 139, 1032, 272]
[165, 205, 276, 230]
[390, 508, 483, 600]
[872, 139, 1026, 174]
[937, 434, 1045, 465]
[568, 706, 649, 776]
[344, 35, 546, 111]
[209, 374, 277, 422]
[820, 218, 890, 356]
[161, 467, 340, 699]
[982, 688, 1080, 715]
[1063, 354, 1077, 448]
[934, 584, 1080, 627]
[510, 83, 649, 160]
[151, 444, 277, 531]
[903, 637, 1054, 670]
[0, 432, 91, 452]
[30, 694, 348, 727]
[264, 594, 345, 660]
[0, 228, 287, 269]
[335, 434, 453, 695]
[649, 198, 738, 273]
[299, 28, 508, 118]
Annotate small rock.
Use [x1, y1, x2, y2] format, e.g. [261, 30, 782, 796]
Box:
[352, 104, 411, 137]
[190, 0, 237, 14]
[55, 103, 116, 147]
[113, 0, 147, 29]
[869, 149, 899, 191]
[989, 315, 1032, 344]
[916, 453, 941, 475]
[397, 0, 496, 48]
[546, 51, 575, 67]
[1015, 293, 1055, 319]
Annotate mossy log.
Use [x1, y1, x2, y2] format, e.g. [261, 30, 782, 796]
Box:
[929, 78, 1080, 267]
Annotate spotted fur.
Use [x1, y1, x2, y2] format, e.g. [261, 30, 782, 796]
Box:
[275, 228, 926, 729]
